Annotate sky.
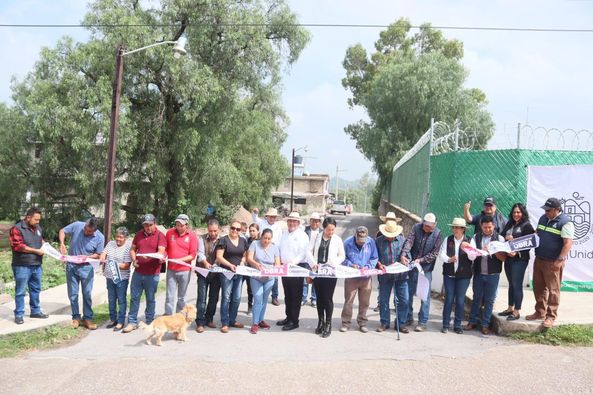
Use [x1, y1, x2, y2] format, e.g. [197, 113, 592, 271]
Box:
[1, 0, 592, 181]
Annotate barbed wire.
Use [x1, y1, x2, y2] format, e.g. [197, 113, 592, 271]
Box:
[518, 124, 593, 151]
[430, 120, 486, 154]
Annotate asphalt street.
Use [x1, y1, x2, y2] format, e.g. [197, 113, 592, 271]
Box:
[2, 213, 593, 394]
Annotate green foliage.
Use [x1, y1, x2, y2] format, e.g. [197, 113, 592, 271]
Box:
[342, 18, 494, 209]
[1, 0, 309, 232]
[0, 323, 83, 358]
[510, 324, 593, 347]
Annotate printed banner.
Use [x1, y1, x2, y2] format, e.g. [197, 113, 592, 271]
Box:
[41, 242, 101, 269]
[527, 165, 593, 292]
[106, 259, 122, 284]
[489, 233, 540, 255]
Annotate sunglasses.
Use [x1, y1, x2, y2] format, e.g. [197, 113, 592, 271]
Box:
[230, 226, 241, 232]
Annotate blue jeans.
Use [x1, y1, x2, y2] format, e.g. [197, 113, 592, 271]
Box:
[272, 278, 279, 299]
[442, 276, 471, 329]
[220, 273, 243, 326]
[106, 278, 129, 324]
[250, 277, 274, 325]
[12, 265, 43, 318]
[505, 259, 528, 310]
[407, 270, 432, 325]
[128, 272, 160, 325]
[378, 274, 409, 327]
[66, 263, 94, 320]
[302, 279, 317, 302]
[468, 273, 500, 327]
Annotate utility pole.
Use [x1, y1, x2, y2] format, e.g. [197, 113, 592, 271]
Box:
[335, 165, 347, 200]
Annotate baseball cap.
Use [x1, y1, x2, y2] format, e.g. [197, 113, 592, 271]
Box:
[423, 213, 436, 226]
[541, 197, 562, 211]
[483, 197, 496, 205]
[142, 214, 156, 225]
[175, 214, 189, 225]
[355, 226, 368, 243]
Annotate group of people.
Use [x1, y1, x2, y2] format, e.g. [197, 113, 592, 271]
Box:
[8, 195, 573, 337]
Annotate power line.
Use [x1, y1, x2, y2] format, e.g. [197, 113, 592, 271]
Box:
[0, 22, 592, 33]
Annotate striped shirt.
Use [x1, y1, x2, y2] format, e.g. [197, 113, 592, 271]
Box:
[103, 239, 132, 280]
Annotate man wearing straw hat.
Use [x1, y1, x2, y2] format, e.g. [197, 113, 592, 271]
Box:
[252, 207, 284, 305]
[276, 212, 310, 331]
[373, 211, 402, 312]
[401, 213, 442, 332]
[375, 221, 411, 333]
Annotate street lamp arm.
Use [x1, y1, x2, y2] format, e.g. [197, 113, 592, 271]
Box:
[123, 41, 177, 56]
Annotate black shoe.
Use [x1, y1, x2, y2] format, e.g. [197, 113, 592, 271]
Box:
[30, 312, 49, 319]
[282, 322, 299, 331]
[322, 322, 332, 338]
[315, 319, 324, 335]
[454, 327, 464, 334]
[507, 313, 520, 321]
[105, 320, 117, 329]
[498, 309, 513, 317]
[15, 316, 24, 325]
[441, 327, 449, 334]
[276, 318, 289, 326]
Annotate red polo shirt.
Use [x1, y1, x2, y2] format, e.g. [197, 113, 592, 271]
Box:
[133, 230, 167, 275]
[166, 228, 198, 272]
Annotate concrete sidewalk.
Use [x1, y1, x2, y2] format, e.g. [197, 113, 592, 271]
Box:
[0, 273, 109, 336]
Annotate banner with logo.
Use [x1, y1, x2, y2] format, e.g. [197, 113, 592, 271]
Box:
[527, 165, 593, 292]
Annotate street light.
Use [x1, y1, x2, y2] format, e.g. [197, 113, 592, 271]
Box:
[290, 145, 307, 212]
[103, 37, 187, 241]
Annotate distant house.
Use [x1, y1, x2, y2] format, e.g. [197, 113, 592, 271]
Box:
[272, 173, 330, 215]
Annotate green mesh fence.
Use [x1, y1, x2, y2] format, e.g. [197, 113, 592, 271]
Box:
[427, 149, 593, 235]
[387, 141, 430, 215]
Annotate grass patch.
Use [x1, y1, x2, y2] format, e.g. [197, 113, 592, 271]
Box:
[510, 324, 593, 346]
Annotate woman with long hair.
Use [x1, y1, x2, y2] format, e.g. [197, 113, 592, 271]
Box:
[309, 217, 345, 338]
[498, 203, 535, 321]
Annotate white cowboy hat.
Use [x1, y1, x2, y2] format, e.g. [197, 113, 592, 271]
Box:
[286, 212, 302, 222]
[264, 208, 279, 217]
[379, 211, 402, 223]
[448, 218, 467, 228]
[379, 221, 403, 238]
[309, 212, 322, 220]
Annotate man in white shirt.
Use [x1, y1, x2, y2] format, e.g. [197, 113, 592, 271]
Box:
[276, 212, 310, 331]
[303, 212, 321, 307]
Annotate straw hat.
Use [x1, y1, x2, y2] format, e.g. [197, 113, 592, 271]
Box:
[264, 208, 279, 217]
[379, 211, 402, 223]
[379, 221, 403, 238]
[286, 212, 302, 222]
[309, 212, 322, 220]
[448, 218, 467, 228]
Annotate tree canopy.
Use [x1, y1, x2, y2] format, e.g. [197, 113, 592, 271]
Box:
[342, 18, 494, 208]
[0, 0, 310, 235]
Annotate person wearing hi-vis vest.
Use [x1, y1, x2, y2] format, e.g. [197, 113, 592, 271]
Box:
[463, 216, 507, 336]
[526, 198, 574, 328]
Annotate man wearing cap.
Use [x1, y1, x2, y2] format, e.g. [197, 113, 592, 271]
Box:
[59, 217, 105, 330]
[375, 221, 411, 333]
[195, 218, 223, 332]
[252, 207, 284, 305]
[401, 213, 442, 331]
[302, 212, 321, 307]
[526, 198, 574, 328]
[164, 214, 198, 315]
[9, 207, 48, 325]
[463, 216, 507, 335]
[464, 197, 507, 234]
[123, 214, 167, 333]
[276, 212, 311, 331]
[340, 226, 379, 333]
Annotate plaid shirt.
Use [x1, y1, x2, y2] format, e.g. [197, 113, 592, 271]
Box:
[9, 226, 29, 252]
[375, 234, 409, 280]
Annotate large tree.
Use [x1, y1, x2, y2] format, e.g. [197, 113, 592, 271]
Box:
[342, 19, 494, 208]
[2, 0, 309, 233]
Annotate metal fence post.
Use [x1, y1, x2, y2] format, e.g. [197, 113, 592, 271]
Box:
[517, 123, 521, 149]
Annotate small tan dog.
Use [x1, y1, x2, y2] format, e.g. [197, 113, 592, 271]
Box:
[139, 304, 197, 346]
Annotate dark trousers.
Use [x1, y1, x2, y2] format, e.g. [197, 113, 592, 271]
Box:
[196, 272, 221, 325]
[504, 259, 529, 310]
[282, 276, 304, 324]
[313, 277, 337, 322]
[242, 276, 253, 308]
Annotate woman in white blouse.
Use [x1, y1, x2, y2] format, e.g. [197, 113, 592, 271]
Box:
[309, 217, 345, 338]
[438, 218, 473, 334]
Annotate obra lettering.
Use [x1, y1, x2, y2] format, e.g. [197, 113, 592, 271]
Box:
[512, 239, 534, 249]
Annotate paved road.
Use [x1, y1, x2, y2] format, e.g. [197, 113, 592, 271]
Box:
[2, 213, 593, 394]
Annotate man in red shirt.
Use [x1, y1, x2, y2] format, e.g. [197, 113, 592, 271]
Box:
[123, 214, 166, 333]
[164, 214, 198, 315]
[9, 207, 48, 324]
